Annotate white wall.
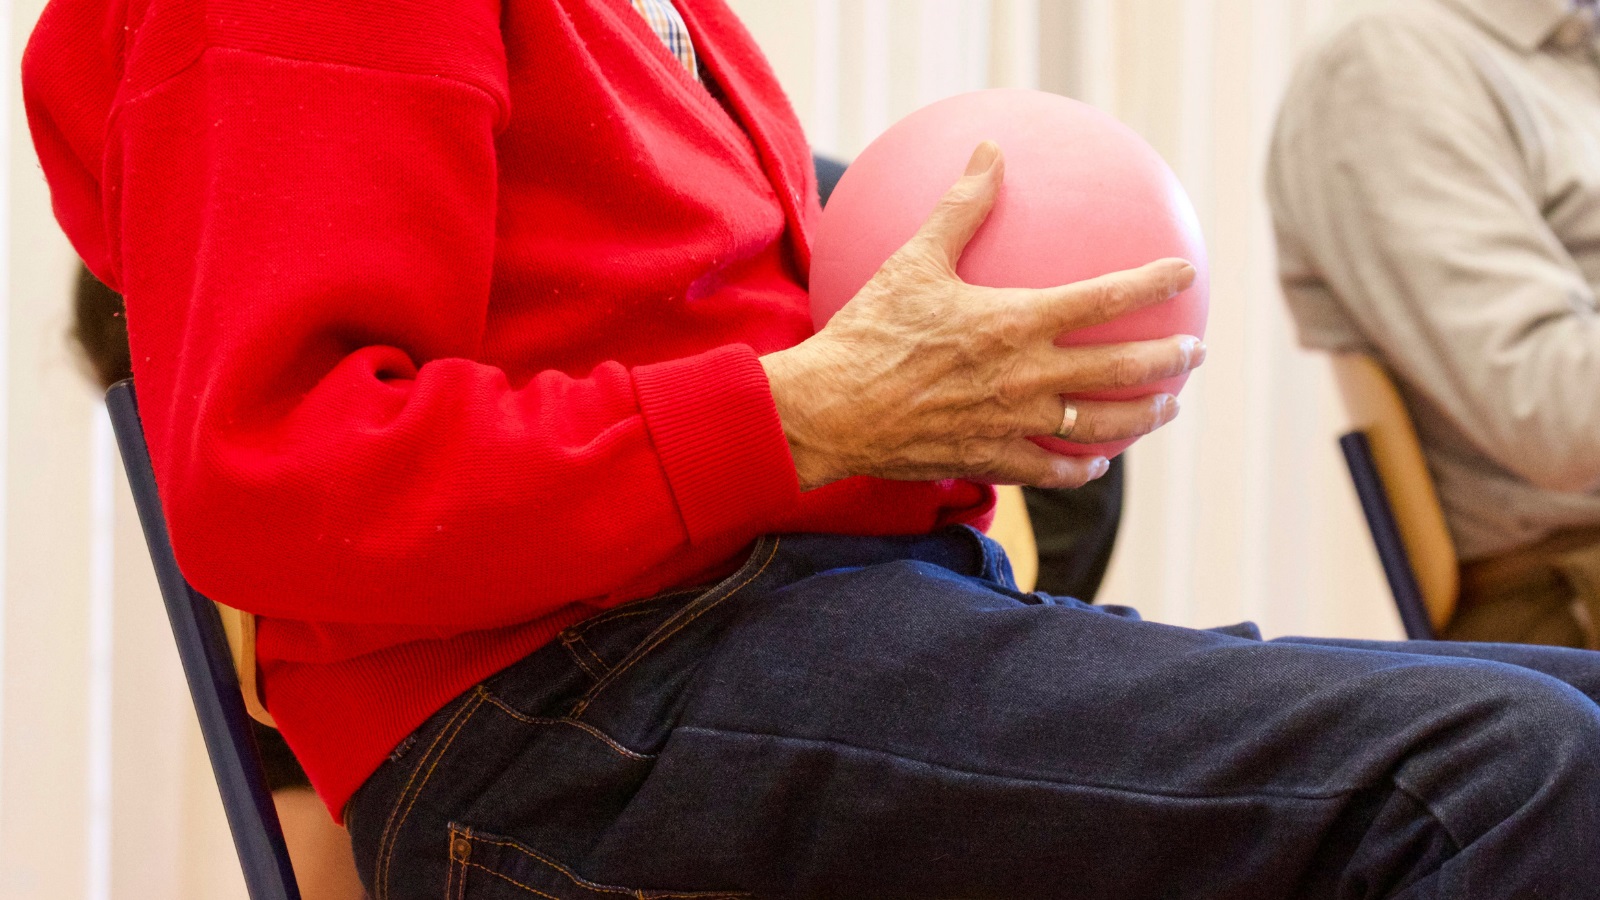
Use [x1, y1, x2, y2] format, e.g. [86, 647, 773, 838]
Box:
[1, 0, 246, 897]
[0, 1, 1397, 897]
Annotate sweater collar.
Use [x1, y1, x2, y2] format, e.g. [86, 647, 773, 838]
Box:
[673, 0, 818, 280]
[1442, 0, 1592, 51]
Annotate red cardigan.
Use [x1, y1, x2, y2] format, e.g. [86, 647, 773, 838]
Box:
[25, 0, 991, 816]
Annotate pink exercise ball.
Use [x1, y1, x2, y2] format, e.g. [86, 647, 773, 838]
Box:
[810, 89, 1209, 459]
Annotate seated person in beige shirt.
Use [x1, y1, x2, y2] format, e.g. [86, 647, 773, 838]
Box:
[1269, 0, 1600, 647]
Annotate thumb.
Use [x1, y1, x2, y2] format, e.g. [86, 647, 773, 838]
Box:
[909, 141, 1004, 270]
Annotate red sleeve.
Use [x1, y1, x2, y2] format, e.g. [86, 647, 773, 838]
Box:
[93, 40, 800, 628]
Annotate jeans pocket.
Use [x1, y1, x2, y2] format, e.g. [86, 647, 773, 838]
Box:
[444, 824, 750, 900]
[557, 588, 709, 681]
[568, 537, 782, 718]
[365, 689, 493, 900]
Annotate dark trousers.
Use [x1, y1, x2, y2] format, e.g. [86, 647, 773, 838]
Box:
[348, 529, 1600, 899]
[1447, 526, 1600, 650]
[1024, 454, 1124, 600]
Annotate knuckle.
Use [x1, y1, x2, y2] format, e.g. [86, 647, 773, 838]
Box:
[937, 186, 979, 213]
[1151, 347, 1184, 382]
[990, 300, 1037, 347]
[966, 320, 1031, 375]
[1066, 407, 1096, 440]
[1092, 279, 1130, 319]
[1112, 397, 1166, 439]
[1081, 282, 1114, 320]
[977, 419, 1012, 440]
[1110, 350, 1139, 389]
[991, 368, 1033, 409]
[956, 439, 998, 472]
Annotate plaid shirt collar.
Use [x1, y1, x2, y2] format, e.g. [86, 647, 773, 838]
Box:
[632, 0, 701, 80]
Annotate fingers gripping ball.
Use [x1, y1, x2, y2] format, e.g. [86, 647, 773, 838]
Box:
[810, 89, 1210, 459]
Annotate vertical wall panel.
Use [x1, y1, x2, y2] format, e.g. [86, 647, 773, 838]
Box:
[86, 411, 115, 900]
[109, 464, 191, 899]
[811, 0, 843, 153]
[1, 3, 94, 897]
[0, 0, 11, 840]
[989, 0, 1039, 89]
[860, 1, 893, 151]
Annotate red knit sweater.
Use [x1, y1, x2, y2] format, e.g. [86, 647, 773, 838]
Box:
[25, 0, 991, 816]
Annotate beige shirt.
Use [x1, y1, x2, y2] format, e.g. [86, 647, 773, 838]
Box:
[1268, 0, 1600, 560]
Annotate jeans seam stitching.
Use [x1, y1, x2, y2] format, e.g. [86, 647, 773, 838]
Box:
[447, 825, 465, 900]
[569, 538, 780, 719]
[480, 690, 656, 761]
[468, 835, 635, 896]
[569, 593, 701, 637]
[460, 859, 562, 898]
[560, 634, 606, 680]
[561, 590, 710, 679]
[377, 689, 486, 899]
[375, 690, 482, 900]
[573, 635, 611, 676]
[460, 831, 753, 899]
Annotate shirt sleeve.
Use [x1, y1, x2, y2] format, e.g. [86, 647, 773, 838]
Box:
[1268, 20, 1600, 494]
[98, 41, 801, 628]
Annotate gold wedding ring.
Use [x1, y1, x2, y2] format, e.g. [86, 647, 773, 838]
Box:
[1054, 401, 1080, 440]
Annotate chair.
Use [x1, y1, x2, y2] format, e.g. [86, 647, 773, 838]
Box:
[1330, 354, 1459, 640]
[106, 379, 302, 900]
[988, 485, 1039, 593]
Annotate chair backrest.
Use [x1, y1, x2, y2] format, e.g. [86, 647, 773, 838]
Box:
[105, 380, 302, 900]
[218, 598, 277, 727]
[1329, 354, 1458, 635]
[987, 485, 1039, 593]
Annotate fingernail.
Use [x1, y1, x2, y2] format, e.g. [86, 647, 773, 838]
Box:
[1170, 261, 1197, 296]
[1180, 335, 1207, 367]
[1162, 396, 1181, 421]
[1090, 457, 1110, 479]
[965, 141, 1000, 176]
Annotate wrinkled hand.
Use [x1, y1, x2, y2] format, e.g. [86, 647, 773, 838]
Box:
[762, 142, 1205, 491]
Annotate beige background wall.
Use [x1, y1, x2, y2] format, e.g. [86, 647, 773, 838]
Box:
[0, 1, 1393, 897]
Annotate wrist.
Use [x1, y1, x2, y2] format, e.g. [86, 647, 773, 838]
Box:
[761, 347, 844, 491]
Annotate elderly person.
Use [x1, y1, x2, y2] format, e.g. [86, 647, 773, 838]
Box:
[1270, 0, 1600, 647]
[26, 0, 1600, 896]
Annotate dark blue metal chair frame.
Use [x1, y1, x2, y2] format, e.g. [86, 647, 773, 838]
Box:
[106, 379, 302, 900]
[1338, 431, 1437, 641]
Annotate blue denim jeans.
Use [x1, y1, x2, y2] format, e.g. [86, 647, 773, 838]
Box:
[346, 529, 1600, 899]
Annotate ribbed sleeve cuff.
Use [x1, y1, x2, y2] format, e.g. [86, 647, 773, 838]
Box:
[633, 344, 801, 544]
